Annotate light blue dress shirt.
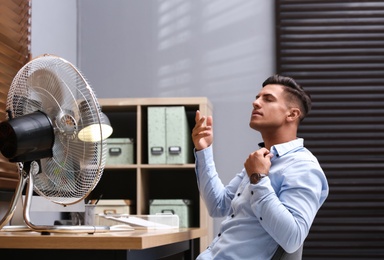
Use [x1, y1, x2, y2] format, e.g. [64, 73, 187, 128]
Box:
[195, 138, 329, 260]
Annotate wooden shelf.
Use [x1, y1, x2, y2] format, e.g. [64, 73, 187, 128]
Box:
[91, 97, 213, 252]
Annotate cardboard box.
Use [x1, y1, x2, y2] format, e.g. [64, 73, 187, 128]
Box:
[147, 106, 191, 164]
[106, 138, 134, 165]
[149, 199, 192, 228]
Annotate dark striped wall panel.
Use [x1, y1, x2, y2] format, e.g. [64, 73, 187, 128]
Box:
[275, 1, 384, 259]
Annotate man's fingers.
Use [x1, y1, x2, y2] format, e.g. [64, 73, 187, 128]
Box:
[195, 110, 201, 123]
[194, 110, 212, 138]
[206, 115, 213, 127]
[250, 148, 272, 160]
[195, 110, 206, 123]
[195, 110, 212, 130]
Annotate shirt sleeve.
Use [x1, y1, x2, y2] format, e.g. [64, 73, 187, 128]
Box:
[194, 146, 244, 217]
[249, 159, 328, 253]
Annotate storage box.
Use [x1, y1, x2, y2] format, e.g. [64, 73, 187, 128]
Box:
[165, 107, 192, 164]
[147, 107, 166, 164]
[92, 199, 132, 215]
[85, 199, 132, 225]
[148, 106, 192, 164]
[106, 138, 134, 165]
[149, 199, 192, 228]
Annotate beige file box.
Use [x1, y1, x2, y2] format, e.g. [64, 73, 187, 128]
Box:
[148, 106, 191, 164]
[85, 199, 132, 225]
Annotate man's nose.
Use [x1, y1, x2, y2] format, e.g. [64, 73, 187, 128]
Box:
[252, 99, 261, 108]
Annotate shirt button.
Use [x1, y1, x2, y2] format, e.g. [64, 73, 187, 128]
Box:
[218, 233, 221, 237]
[260, 217, 263, 221]
[237, 193, 240, 196]
[231, 214, 234, 218]
[251, 191, 254, 195]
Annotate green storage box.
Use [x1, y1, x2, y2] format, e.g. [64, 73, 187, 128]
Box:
[106, 138, 134, 165]
[149, 199, 192, 228]
[147, 106, 192, 164]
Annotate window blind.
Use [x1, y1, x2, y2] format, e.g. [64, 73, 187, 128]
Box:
[276, 0, 384, 259]
[0, 0, 31, 190]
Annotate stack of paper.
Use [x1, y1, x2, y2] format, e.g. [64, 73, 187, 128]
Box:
[97, 214, 179, 230]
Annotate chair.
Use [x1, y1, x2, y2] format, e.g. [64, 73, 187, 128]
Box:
[271, 244, 303, 260]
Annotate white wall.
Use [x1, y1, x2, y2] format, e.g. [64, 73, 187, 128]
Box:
[31, 0, 275, 232]
[31, 0, 78, 64]
[77, 0, 275, 182]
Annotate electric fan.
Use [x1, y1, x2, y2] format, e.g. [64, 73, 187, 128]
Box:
[0, 54, 113, 233]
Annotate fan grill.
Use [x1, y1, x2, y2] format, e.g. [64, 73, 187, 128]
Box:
[7, 55, 107, 205]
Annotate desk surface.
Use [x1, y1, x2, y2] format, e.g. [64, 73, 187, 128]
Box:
[0, 227, 207, 250]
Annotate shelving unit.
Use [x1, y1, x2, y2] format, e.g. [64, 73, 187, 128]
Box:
[89, 97, 213, 252]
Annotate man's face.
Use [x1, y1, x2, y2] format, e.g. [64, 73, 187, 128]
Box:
[249, 84, 291, 131]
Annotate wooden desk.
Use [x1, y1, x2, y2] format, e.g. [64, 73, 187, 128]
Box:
[0, 227, 206, 259]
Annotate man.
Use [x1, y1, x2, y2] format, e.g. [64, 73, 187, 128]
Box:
[192, 74, 329, 259]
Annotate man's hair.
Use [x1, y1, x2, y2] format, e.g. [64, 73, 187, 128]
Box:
[262, 74, 311, 121]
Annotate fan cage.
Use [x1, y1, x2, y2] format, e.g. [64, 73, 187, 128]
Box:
[7, 54, 107, 205]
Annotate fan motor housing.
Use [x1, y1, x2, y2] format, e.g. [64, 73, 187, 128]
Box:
[0, 110, 54, 162]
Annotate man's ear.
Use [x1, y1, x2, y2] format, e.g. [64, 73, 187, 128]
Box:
[287, 108, 301, 122]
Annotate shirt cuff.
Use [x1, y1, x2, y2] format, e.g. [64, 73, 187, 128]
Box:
[194, 145, 214, 165]
[249, 176, 274, 197]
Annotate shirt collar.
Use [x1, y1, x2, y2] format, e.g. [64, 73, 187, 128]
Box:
[258, 138, 304, 157]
